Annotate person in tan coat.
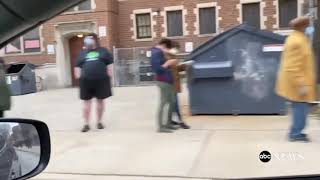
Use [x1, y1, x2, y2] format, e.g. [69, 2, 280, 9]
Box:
[165, 42, 190, 129]
[276, 16, 317, 142]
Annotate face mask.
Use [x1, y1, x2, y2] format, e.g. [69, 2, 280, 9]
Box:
[84, 37, 95, 47]
[305, 26, 315, 36]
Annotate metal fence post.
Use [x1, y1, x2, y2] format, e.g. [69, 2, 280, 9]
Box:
[113, 46, 118, 87]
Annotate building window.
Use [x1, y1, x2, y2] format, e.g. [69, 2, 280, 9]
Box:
[167, 10, 183, 37]
[5, 38, 21, 54]
[279, 0, 297, 28]
[23, 28, 41, 53]
[78, 0, 92, 11]
[199, 7, 216, 34]
[5, 28, 41, 54]
[136, 13, 152, 39]
[66, 0, 91, 12]
[242, 3, 261, 28]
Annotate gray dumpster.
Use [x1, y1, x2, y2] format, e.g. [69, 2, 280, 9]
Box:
[6, 63, 37, 96]
[187, 24, 286, 115]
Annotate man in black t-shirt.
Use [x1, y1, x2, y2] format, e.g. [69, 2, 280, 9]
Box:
[75, 33, 113, 132]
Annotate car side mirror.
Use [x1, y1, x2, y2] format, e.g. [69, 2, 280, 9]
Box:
[0, 119, 50, 180]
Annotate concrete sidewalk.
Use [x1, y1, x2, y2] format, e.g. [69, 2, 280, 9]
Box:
[6, 86, 320, 179]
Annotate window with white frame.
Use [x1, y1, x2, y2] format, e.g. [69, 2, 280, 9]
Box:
[167, 10, 183, 37]
[4, 27, 41, 54]
[136, 13, 152, 39]
[279, 0, 298, 28]
[66, 0, 92, 12]
[242, 3, 261, 28]
[199, 7, 217, 34]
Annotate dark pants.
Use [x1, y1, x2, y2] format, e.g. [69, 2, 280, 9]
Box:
[289, 102, 311, 139]
[0, 111, 3, 118]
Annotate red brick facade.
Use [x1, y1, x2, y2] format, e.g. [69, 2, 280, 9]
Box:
[1, 0, 307, 65]
[263, 0, 277, 30]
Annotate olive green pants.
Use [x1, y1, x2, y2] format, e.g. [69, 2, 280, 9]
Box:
[157, 81, 176, 130]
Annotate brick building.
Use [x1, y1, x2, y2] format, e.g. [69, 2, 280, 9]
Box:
[0, 0, 308, 88]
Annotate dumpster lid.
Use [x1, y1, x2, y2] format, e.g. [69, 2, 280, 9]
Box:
[6, 63, 34, 74]
[187, 24, 286, 61]
[7, 64, 26, 74]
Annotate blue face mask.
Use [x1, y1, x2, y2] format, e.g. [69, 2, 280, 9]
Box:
[84, 37, 95, 47]
[305, 26, 315, 36]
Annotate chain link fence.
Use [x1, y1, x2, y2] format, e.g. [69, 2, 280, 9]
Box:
[113, 47, 155, 87]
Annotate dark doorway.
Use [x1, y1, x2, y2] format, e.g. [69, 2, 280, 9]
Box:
[69, 35, 84, 86]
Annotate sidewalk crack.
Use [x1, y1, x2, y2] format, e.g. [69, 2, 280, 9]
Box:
[187, 130, 215, 177]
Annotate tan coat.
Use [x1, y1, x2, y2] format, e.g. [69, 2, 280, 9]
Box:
[165, 52, 186, 93]
[276, 31, 317, 102]
[171, 64, 186, 93]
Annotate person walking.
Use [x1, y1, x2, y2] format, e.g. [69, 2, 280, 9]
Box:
[0, 58, 11, 118]
[75, 33, 113, 132]
[151, 39, 180, 133]
[276, 17, 317, 142]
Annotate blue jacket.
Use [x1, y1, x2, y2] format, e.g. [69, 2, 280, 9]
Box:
[150, 47, 173, 84]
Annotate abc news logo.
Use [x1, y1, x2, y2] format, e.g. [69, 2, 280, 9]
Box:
[259, 151, 272, 163]
[259, 151, 304, 163]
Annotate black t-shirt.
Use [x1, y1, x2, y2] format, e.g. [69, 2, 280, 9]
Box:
[77, 47, 113, 80]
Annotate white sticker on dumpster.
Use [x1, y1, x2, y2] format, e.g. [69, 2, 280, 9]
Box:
[263, 44, 284, 52]
[194, 61, 232, 69]
[6, 76, 11, 84]
[12, 76, 18, 81]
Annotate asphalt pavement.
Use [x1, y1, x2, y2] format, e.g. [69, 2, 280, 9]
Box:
[15, 149, 40, 176]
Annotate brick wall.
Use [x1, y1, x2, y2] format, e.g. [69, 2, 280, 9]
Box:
[2, 0, 114, 65]
[1, 0, 308, 65]
[117, 0, 289, 51]
[263, 0, 277, 30]
[220, 0, 240, 30]
[3, 54, 54, 65]
[118, 0, 217, 50]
